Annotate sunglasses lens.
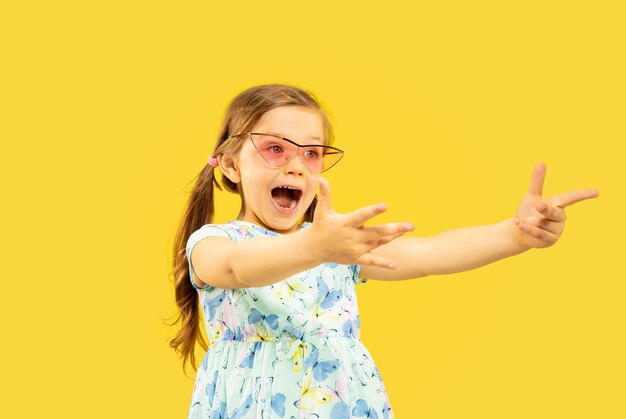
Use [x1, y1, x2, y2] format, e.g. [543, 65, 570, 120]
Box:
[321, 150, 343, 172]
[250, 134, 342, 173]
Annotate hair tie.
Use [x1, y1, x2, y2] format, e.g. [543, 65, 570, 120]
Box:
[207, 156, 218, 167]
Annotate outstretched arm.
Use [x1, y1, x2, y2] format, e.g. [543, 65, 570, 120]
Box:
[360, 218, 523, 280]
[360, 163, 600, 281]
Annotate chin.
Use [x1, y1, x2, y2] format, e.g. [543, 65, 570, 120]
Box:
[277, 216, 301, 227]
[278, 214, 306, 229]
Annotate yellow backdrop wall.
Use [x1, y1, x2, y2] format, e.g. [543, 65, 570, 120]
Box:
[1, 1, 622, 418]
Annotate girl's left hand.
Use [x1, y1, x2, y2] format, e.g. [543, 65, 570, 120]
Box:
[513, 162, 599, 250]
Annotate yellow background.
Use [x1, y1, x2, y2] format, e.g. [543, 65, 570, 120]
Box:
[1, 1, 623, 417]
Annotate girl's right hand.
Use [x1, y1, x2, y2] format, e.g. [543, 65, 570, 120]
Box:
[308, 177, 414, 269]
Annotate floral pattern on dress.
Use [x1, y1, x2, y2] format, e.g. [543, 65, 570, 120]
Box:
[185, 220, 393, 419]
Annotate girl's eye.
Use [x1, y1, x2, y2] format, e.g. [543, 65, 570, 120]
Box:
[304, 149, 319, 159]
[268, 145, 283, 153]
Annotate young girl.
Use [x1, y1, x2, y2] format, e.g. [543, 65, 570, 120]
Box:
[169, 84, 599, 418]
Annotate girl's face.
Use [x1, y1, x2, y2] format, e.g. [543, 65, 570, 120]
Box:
[224, 106, 325, 234]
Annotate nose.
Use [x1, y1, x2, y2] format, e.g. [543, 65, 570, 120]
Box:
[283, 153, 307, 175]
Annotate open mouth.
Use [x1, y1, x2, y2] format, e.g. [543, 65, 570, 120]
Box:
[270, 185, 302, 211]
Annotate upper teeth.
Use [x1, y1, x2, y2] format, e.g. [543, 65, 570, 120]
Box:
[279, 186, 299, 190]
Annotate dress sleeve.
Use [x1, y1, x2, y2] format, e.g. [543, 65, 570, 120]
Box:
[350, 264, 369, 285]
[186, 224, 236, 291]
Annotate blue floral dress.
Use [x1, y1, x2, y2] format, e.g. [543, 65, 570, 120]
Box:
[185, 220, 395, 419]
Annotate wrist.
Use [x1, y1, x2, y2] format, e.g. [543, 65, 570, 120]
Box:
[298, 226, 326, 266]
[507, 217, 532, 254]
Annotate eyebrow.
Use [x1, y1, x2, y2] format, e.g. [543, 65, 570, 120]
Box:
[266, 130, 322, 143]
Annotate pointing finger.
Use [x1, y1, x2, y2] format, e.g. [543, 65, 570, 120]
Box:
[550, 189, 600, 208]
[347, 202, 388, 227]
[527, 162, 546, 197]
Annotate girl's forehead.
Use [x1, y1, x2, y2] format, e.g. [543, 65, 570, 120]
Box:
[255, 106, 324, 143]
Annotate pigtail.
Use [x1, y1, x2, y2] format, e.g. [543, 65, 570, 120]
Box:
[166, 163, 220, 377]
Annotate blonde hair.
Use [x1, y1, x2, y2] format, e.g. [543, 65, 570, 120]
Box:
[167, 83, 335, 375]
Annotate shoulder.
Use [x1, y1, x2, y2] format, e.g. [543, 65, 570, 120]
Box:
[192, 222, 242, 235]
[188, 222, 234, 241]
[185, 223, 245, 291]
[186, 222, 245, 257]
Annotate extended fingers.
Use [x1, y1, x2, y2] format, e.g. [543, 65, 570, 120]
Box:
[527, 162, 547, 196]
[348, 202, 389, 226]
[551, 189, 600, 208]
